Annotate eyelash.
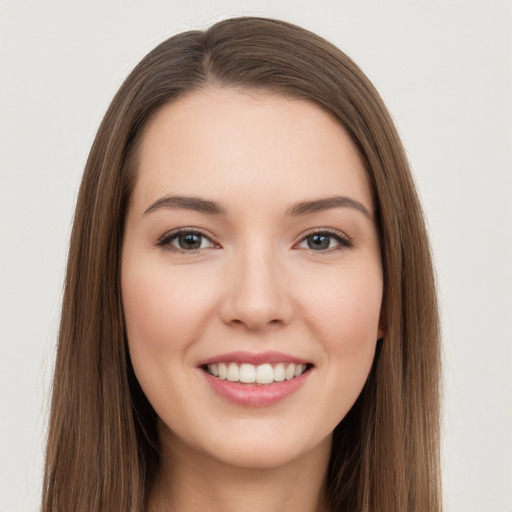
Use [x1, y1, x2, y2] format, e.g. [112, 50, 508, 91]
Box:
[156, 228, 219, 254]
[295, 228, 353, 252]
[156, 228, 353, 254]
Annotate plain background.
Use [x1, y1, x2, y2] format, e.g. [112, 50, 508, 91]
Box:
[1, 1, 511, 511]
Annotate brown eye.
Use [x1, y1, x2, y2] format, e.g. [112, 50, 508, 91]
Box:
[307, 234, 332, 250]
[157, 230, 216, 252]
[176, 233, 203, 250]
[297, 230, 352, 252]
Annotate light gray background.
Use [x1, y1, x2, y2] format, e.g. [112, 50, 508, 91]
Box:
[1, 1, 511, 511]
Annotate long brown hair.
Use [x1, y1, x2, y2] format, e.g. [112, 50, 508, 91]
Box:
[42, 16, 442, 512]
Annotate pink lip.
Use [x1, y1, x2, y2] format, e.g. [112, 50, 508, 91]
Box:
[202, 370, 311, 407]
[197, 351, 310, 366]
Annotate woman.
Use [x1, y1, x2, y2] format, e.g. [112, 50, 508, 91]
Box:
[42, 16, 442, 512]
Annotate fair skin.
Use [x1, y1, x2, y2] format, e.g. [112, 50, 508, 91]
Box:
[121, 87, 383, 512]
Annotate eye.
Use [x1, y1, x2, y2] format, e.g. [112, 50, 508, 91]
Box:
[296, 230, 352, 252]
[157, 229, 217, 253]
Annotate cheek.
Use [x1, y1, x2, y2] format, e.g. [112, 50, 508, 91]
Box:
[300, 263, 382, 339]
[297, 264, 382, 394]
[121, 260, 220, 417]
[122, 262, 216, 355]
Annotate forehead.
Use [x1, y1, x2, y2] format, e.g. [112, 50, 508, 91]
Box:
[132, 87, 372, 215]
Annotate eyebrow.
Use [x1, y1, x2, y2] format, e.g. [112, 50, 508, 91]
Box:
[143, 194, 372, 220]
[144, 196, 226, 216]
[285, 196, 372, 219]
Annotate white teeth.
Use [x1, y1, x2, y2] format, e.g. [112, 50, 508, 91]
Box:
[256, 363, 274, 384]
[239, 363, 256, 383]
[226, 362, 239, 382]
[285, 363, 295, 381]
[273, 363, 285, 382]
[218, 362, 227, 380]
[206, 362, 308, 384]
[294, 364, 305, 378]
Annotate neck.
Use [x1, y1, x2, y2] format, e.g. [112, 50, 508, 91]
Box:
[148, 428, 332, 512]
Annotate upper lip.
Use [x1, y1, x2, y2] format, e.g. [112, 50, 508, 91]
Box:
[197, 351, 311, 367]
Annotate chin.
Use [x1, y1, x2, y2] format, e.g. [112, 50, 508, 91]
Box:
[196, 429, 332, 471]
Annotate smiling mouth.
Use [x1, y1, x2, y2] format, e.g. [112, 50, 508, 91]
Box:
[203, 362, 313, 385]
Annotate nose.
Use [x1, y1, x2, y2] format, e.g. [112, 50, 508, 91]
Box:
[218, 245, 293, 331]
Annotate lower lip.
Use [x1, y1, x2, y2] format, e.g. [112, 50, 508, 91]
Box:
[202, 370, 310, 407]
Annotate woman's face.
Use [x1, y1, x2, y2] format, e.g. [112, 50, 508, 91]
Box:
[121, 87, 383, 470]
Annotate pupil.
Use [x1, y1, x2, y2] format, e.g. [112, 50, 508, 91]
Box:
[308, 234, 330, 250]
[180, 233, 201, 250]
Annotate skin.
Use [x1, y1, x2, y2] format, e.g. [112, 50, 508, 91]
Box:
[121, 87, 383, 512]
